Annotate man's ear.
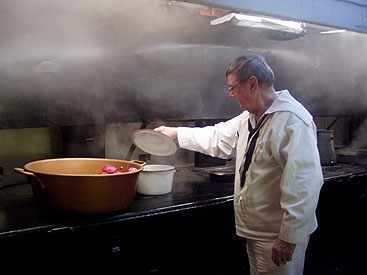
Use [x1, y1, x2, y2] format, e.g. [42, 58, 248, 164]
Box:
[248, 76, 258, 90]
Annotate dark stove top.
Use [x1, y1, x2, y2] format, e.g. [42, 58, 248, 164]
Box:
[1, 164, 367, 239]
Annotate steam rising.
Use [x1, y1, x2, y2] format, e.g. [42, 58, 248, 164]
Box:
[349, 118, 367, 149]
[0, 0, 367, 130]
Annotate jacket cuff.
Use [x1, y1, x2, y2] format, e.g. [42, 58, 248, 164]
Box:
[177, 127, 193, 150]
[278, 226, 310, 244]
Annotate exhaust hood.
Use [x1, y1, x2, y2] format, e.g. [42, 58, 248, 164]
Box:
[185, 0, 367, 34]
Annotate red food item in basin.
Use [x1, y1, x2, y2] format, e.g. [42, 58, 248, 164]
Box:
[102, 165, 117, 174]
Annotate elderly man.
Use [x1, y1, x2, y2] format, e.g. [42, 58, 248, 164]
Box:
[155, 54, 323, 275]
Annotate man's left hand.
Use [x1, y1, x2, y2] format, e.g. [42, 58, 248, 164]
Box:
[271, 238, 296, 266]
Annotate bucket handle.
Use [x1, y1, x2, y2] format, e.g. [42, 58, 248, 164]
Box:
[131, 160, 146, 166]
[14, 168, 46, 189]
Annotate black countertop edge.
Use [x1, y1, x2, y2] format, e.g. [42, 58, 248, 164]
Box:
[323, 171, 367, 182]
[68, 195, 234, 231]
[0, 195, 234, 238]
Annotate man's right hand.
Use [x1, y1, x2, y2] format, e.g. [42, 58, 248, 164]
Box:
[154, 126, 178, 140]
[271, 238, 296, 266]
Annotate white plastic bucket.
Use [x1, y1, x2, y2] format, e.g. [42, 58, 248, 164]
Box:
[137, 164, 176, 195]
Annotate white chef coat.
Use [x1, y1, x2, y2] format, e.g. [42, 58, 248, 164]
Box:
[178, 90, 324, 244]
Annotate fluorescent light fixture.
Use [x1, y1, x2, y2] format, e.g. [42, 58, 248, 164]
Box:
[210, 13, 305, 35]
[320, 29, 347, 34]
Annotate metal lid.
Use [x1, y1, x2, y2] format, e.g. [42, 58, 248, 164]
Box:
[131, 129, 177, 156]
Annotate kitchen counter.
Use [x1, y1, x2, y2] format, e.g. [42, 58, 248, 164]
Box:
[0, 166, 234, 238]
[1, 164, 367, 239]
[1, 164, 367, 273]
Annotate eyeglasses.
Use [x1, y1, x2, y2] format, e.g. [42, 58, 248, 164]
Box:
[228, 83, 242, 92]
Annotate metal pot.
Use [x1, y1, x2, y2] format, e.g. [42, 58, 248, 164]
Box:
[137, 164, 176, 195]
[14, 158, 145, 214]
[317, 129, 337, 166]
[209, 167, 235, 182]
[336, 148, 367, 165]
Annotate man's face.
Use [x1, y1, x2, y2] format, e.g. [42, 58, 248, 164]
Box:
[227, 74, 253, 111]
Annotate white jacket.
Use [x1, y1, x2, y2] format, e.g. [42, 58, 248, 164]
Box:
[178, 90, 324, 244]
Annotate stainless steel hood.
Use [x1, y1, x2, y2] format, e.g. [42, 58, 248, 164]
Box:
[0, 0, 367, 129]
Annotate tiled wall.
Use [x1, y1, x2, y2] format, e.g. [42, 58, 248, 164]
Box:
[2, 114, 367, 187]
[0, 121, 195, 187]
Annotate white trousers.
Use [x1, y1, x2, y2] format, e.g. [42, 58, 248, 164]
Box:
[246, 237, 309, 275]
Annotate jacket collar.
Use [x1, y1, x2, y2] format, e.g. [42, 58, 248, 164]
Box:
[263, 89, 313, 126]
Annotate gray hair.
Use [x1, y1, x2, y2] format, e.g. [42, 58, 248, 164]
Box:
[225, 54, 274, 88]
